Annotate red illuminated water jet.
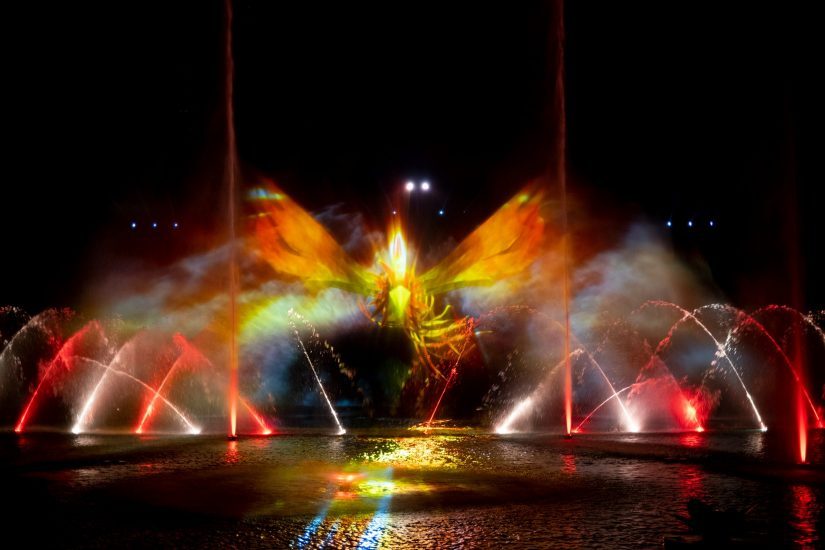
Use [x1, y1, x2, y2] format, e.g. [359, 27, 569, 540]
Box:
[423, 320, 472, 432]
[135, 334, 203, 434]
[797, 386, 808, 463]
[552, 0, 573, 438]
[791, 315, 808, 463]
[240, 397, 273, 435]
[681, 399, 705, 433]
[224, 0, 239, 440]
[15, 321, 106, 433]
[424, 368, 457, 432]
[573, 384, 634, 433]
[644, 301, 765, 431]
[704, 304, 822, 428]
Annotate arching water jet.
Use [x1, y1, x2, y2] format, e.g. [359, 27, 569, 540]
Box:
[289, 309, 346, 435]
[643, 301, 767, 432]
[15, 321, 108, 433]
[73, 357, 200, 435]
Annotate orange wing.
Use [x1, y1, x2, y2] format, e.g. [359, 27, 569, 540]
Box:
[247, 182, 375, 295]
[418, 185, 546, 295]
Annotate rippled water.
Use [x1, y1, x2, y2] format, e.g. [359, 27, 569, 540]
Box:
[3, 429, 823, 548]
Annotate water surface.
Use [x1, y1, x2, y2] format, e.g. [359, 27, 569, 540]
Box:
[3, 429, 823, 548]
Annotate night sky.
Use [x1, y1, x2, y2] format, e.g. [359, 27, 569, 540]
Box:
[3, 1, 822, 312]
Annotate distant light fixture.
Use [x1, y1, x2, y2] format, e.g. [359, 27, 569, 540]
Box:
[666, 220, 672, 228]
[152, 222, 158, 229]
[392, 210, 397, 215]
[709, 220, 714, 227]
[421, 181, 430, 191]
[405, 181, 415, 192]
[438, 209, 445, 216]
[131, 222, 137, 229]
[173, 222, 179, 228]
[687, 220, 693, 228]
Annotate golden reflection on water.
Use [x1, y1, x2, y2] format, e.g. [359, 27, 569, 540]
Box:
[296, 466, 403, 548]
[295, 437, 468, 548]
[360, 436, 464, 469]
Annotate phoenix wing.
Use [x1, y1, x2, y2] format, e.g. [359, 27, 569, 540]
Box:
[418, 185, 546, 296]
[247, 182, 375, 295]
[410, 185, 546, 378]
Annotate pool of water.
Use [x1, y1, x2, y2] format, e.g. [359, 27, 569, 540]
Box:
[3, 429, 823, 547]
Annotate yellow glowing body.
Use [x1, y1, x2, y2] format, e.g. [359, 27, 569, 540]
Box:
[385, 229, 411, 324]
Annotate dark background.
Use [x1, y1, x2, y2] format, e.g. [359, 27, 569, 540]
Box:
[2, 1, 822, 313]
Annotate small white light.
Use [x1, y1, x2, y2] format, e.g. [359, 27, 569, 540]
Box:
[405, 181, 415, 192]
[438, 209, 445, 216]
[666, 220, 672, 228]
[709, 220, 714, 227]
[131, 222, 137, 229]
[173, 222, 179, 228]
[421, 181, 430, 191]
[687, 220, 693, 228]
[392, 210, 397, 215]
[152, 222, 158, 229]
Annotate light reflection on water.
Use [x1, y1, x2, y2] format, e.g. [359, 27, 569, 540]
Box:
[2, 430, 822, 547]
[561, 452, 576, 474]
[357, 493, 391, 549]
[293, 467, 396, 548]
[678, 464, 705, 503]
[791, 484, 817, 547]
[679, 432, 703, 448]
[359, 436, 464, 469]
[225, 440, 240, 465]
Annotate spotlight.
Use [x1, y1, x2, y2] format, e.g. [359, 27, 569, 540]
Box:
[709, 220, 714, 227]
[131, 222, 137, 229]
[421, 181, 430, 191]
[438, 209, 444, 216]
[173, 222, 179, 228]
[152, 222, 158, 229]
[666, 220, 672, 228]
[687, 220, 693, 228]
[392, 210, 397, 215]
[405, 181, 415, 192]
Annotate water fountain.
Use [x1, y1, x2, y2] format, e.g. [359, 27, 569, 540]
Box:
[2, 2, 823, 547]
[0, 0, 819, 469]
[489, 300, 823, 462]
[6, 296, 819, 460]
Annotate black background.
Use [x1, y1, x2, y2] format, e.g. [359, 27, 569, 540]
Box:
[2, 1, 822, 312]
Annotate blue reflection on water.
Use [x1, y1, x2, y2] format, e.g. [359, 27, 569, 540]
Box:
[294, 467, 395, 548]
[357, 467, 394, 548]
[357, 493, 392, 549]
[295, 501, 331, 548]
[321, 520, 340, 546]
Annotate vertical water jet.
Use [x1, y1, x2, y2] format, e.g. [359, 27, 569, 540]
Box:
[224, 0, 239, 440]
[552, 0, 573, 436]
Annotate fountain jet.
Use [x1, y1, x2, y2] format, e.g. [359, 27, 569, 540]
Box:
[223, 0, 240, 440]
[290, 310, 346, 435]
[74, 357, 200, 434]
[645, 301, 767, 432]
[15, 321, 107, 433]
